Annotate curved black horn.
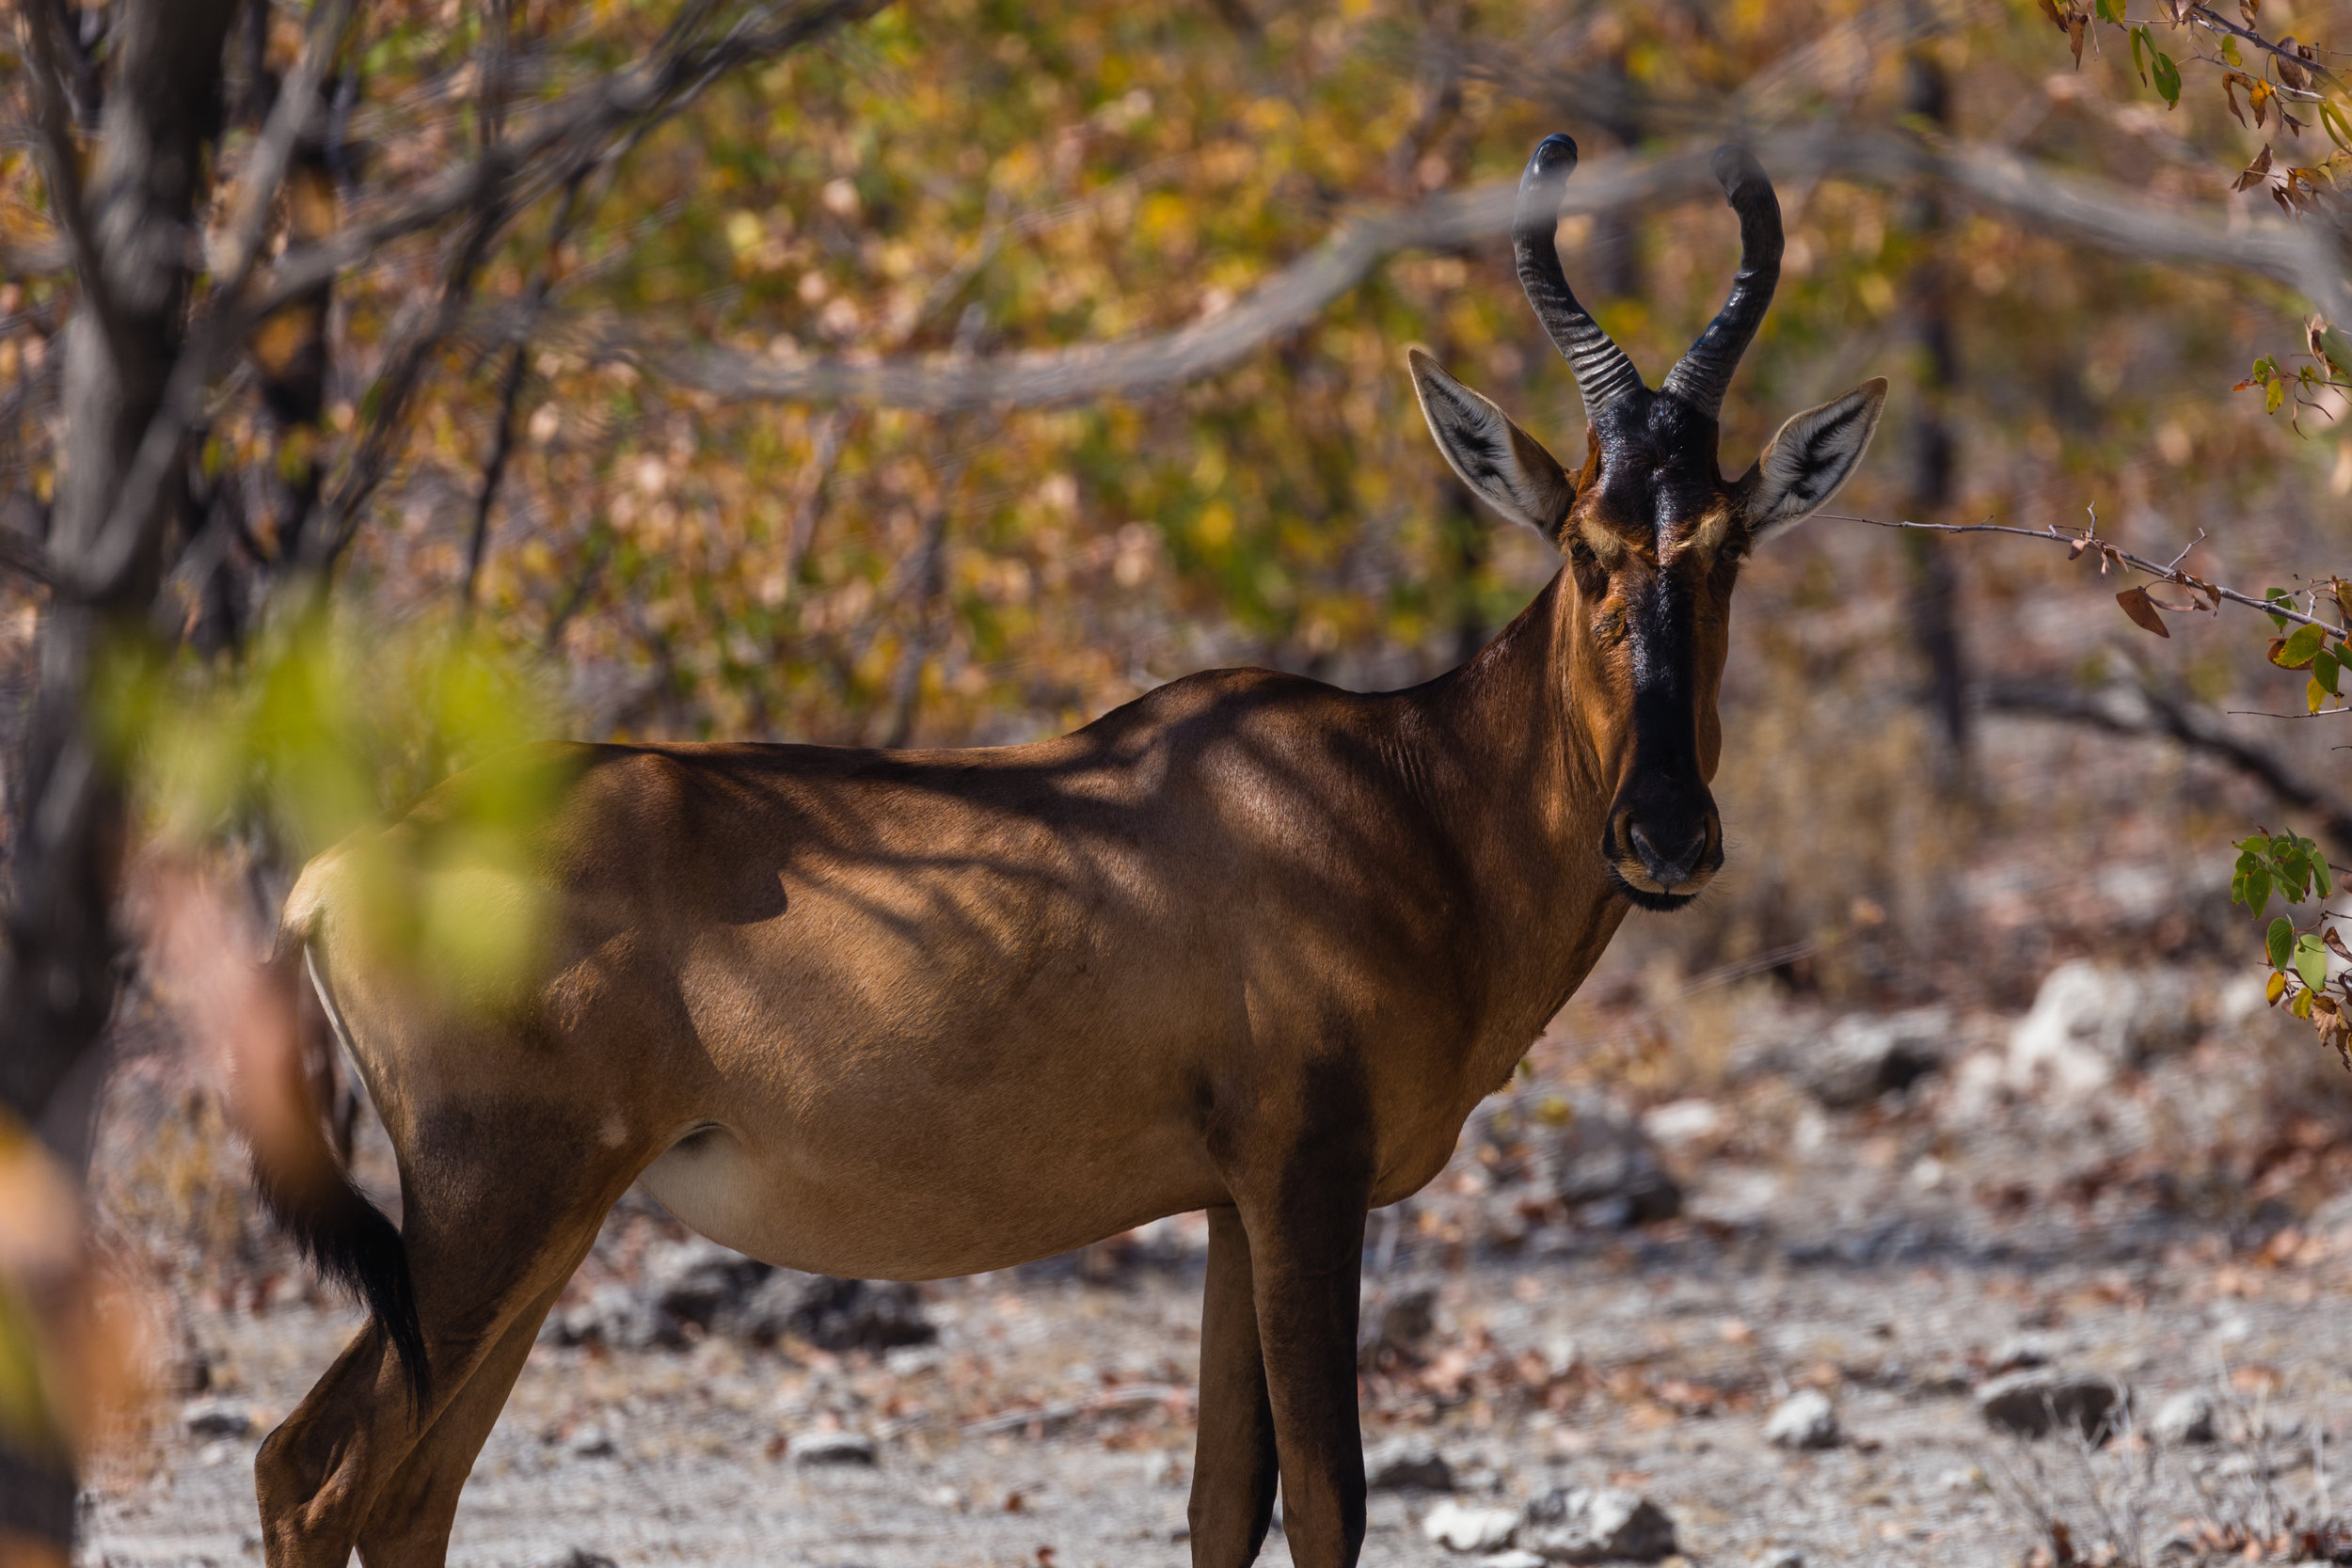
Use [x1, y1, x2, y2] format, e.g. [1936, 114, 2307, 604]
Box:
[1658, 145, 1784, 421]
[1514, 134, 1644, 415]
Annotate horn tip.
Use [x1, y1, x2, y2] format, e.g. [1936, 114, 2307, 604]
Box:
[1524, 133, 1580, 183]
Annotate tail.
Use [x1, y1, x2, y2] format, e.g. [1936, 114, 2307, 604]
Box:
[248, 938, 432, 1413]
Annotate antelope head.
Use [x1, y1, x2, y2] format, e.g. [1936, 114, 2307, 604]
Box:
[1409, 135, 1885, 911]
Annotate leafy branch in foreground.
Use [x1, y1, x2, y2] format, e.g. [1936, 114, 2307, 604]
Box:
[1833, 510, 2350, 1061]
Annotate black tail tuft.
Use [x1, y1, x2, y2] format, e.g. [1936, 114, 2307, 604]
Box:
[249, 945, 432, 1414]
[252, 1153, 432, 1413]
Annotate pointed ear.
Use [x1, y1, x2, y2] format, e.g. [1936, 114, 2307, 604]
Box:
[1742, 377, 1887, 545]
[1406, 347, 1575, 540]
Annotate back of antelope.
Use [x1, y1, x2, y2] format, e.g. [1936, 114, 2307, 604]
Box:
[248, 135, 1883, 1567]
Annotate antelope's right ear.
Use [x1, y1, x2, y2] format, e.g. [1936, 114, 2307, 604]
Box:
[1407, 347, 1575, 541]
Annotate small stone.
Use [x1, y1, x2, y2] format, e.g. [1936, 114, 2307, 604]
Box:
[1752, 1551, 1805, 1568]
[181, 1398, 252, 1439]
[1518, 1485, 1677, 1563]
[532, 1552, 617, 1568]
[1763, 1388, 1840, 1450]
[1479, 1553, 1548, 1568]
[1422, 1499, 1519, 1553]
[1363, 1435, 1454, 1492]
[1988, 1334, 2058, 1373]
[1976, 1369, 2129, 1441]
[1549, 1101, 1682, 1227]
[1804, 1010, 1948, 1107]
[2150, 1389, 2217, 1446]
[567, 1425, 614, 1458]
[787, 1430, 877, 1466]
[1360, 1288, 1439, 1370]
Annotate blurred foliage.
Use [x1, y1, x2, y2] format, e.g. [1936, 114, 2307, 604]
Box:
[96, 612, 562, 997]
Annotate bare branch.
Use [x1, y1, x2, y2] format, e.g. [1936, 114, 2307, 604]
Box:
[1824, 513, 2344, 636]
[2186, 5, 2346, 98]
[243, 0, 887, 326]
[462, 171, 587, 610]
[16, 0, 120, 359]
[509, 128, 2317, 413]
[1979, 670, 2352, 859]
[67, 0, 359, 602]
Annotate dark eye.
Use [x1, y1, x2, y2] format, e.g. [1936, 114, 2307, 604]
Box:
[1565, 536, 1598, 569]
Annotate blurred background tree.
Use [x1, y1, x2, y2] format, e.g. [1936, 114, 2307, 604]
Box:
[9, 0, 2352, 1552]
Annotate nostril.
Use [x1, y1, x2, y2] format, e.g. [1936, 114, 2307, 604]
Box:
[1629, 820, 1709, 880]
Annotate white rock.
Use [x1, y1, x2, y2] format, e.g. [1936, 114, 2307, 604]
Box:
[884, 1345, 943, 1377]
[566, 1424, 613, 1458]
[2008, 961, 2197, 1096]
[1763, 1388, 1840, 1449]
[2151, 1389, 2217, 1446]
[1422, 1499, 1519, 1553]
[787, 1429, 877, 1466]
[1478, 1553, 1547, 1568]
[1640, 1098, 1722, 1146]
[1518, 1485, 1677, 1562]
[1753, 1551, 1805, 1568]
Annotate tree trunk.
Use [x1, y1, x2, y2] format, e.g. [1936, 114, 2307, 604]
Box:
[1899, 24, 1971, 787]
[0, 0, 239, 1547]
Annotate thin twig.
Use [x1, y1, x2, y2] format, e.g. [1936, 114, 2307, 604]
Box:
[1821, 513, 2344, 635]
[2186, 5, 2347, 98]
[461, 172, 585, 614]
[244, 0, 886, 325]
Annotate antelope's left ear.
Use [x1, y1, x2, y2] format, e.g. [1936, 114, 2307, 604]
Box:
[1406, 347, 1575, 540]
[1740, 377, 1887, 545]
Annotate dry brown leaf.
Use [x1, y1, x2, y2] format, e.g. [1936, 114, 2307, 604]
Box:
[2116, 586, 2171, 637]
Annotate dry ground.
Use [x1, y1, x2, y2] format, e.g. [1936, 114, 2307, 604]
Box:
[72, 944, 2352, 1568]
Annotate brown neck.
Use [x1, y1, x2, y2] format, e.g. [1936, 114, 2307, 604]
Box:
[1401, 569, 1629, 1077]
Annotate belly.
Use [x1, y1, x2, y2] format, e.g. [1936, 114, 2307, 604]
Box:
[636, 1104, 1226, 1280]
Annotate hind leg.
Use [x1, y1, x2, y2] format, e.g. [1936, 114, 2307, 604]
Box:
[257, 1101, 640, 1567]
[351, 1270, 575, 1566]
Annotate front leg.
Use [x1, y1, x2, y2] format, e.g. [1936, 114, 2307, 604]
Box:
[1226, 1072, 1374, 1568]
[1190, 1206, 1279, 1567]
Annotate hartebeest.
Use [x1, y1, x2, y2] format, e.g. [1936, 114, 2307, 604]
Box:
[249, 135, 1882, 1565]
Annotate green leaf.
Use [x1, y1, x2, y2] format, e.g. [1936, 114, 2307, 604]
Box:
[2312, 673, 2331, 714]
[2270, 916, 2296, 969]
[2268, 587, 2295, 631]
[2248, 867, 2274, 911]
[2152, 50, 2182, 107]
[2221, 32, 2242, 63]
[2318, 855, 2334, 899]
[2280, 622, 2328, 668]
[2269, 379, 2288, 415]
[2131, 25, 2149, 84]
[2325, 98, 2352, 153]
[2318, 647, 2343, 695]
[2296, 932, 2331, 993]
